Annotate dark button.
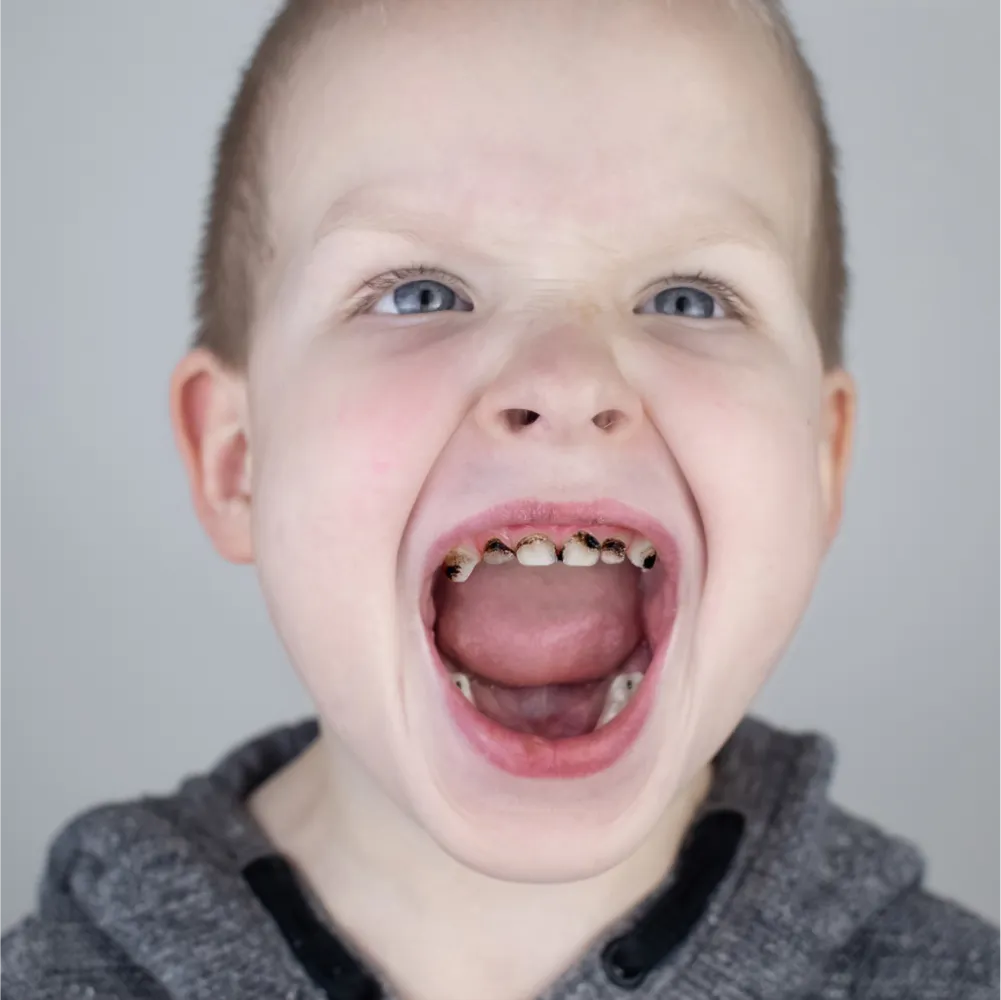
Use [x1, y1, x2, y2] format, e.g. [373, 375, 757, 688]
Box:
[601, 936, 650, 989]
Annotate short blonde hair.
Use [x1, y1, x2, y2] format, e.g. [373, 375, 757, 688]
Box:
[193, 0, 846, 370]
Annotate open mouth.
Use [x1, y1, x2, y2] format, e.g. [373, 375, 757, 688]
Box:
[420, 502, 679, 778]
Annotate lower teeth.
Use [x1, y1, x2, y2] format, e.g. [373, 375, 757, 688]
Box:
[595, 671, 644, 728]
[453, 672, 474, 703]
[449, 668, 644, 732]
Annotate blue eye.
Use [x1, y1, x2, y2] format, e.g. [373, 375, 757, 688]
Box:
[371, 279, 473, 316]
[640, 285, 723, 319]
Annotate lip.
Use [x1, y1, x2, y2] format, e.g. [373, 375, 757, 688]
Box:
[419, 498, 678, 779]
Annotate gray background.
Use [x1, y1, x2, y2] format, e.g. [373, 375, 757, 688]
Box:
[2, 0, 998, 929]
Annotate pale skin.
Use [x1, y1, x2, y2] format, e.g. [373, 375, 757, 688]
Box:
[171, 2, 855, 998]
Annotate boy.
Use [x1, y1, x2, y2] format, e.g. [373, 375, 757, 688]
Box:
[3, 0, 997, 997]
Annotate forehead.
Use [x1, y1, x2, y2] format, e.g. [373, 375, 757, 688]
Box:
[265, 0, 817, 275]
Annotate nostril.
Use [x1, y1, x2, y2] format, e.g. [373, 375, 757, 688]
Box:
[502, 408, 541, 431]
[593, 409, 625, 432]
[497, 408, 629, 434]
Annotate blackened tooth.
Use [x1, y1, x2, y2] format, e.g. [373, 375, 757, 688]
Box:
[443, 546, 480, 582]
[600, 538, 626, 564]
[515, 534, 558, 566]
[482, 538, 515, 565]
[627, 538, 657, 571]
[562, 531, 601, 567]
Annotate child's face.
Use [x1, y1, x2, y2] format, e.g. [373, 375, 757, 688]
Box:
[217, 0, 853, 878]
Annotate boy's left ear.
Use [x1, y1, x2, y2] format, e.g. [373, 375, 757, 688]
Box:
[169, 349, 254, 564]
[818, 368, 856, 546]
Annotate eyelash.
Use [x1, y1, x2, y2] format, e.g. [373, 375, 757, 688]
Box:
[349, 264, 747, 320]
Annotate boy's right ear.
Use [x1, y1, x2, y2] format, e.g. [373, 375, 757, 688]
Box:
[169, 349, 253, 564]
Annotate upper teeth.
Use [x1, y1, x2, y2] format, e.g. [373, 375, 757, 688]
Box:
[482, 539, 515, 565]
[627, 539, 657, 570]
[441, 532, 658, 582]
[515, 534, 558, 566]
[442, 546, 479, 582]
[561, 531, 601, 567]
[600, 539, 626, 564]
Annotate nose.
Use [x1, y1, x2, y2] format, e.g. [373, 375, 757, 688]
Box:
[474, 326, 643, 446]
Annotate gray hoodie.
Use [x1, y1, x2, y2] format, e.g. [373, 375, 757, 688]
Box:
[2, 716, 997, 999]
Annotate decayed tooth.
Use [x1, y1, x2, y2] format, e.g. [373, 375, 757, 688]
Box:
[627, 538, 657, 571]
[452, 672, 475, 705]
[515, 533, 558, 566]
[482, 538, 515, 565]
[596, 671, 645, 728]
[599, 538, 627, 564]
[561, 531, 601, 567]
[443, 546, 480, 582]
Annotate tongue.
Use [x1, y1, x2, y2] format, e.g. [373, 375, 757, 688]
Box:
[433, 561, 642, 686]
[468, 675, 613, 739]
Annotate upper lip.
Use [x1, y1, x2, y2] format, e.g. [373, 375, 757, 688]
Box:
[421, 497, 677, 583]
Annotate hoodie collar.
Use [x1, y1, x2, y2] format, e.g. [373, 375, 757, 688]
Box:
[57, 716, 922, 1000]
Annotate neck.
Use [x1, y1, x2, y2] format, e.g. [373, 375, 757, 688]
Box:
[248, 729, 712, 1000]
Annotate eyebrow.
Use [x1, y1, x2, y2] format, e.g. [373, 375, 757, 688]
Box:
[310, 181, 788, 265]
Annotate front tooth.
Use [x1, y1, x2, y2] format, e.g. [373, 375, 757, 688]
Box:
[452, 672, 475, 704]
[482, 538, 515, 565]
[515, 534, 558, 566]
[627, 538, 657, 571]
[561, 531, 601, 567]
[600, 538, 626, 564]
[596, 671, 644, 728]
[443, 546, 480, 582]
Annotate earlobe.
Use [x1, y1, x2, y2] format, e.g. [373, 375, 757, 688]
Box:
[169, 348, 254, 564]
[818, 368, 857, 547]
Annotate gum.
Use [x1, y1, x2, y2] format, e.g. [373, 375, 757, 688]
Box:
[449, 523, 647, 558]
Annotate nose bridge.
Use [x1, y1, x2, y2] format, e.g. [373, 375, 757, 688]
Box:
[475, 319, 642, 443]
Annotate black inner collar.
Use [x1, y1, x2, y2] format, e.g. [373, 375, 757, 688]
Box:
[243, 854, 381, 1000]
[243, 808, 745, 999]
[601, 808, 746, 989]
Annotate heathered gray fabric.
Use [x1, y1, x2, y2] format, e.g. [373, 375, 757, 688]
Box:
[3, 716, 998, 999]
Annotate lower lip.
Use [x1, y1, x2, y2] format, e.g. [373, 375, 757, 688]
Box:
[427, 631, 663, 779]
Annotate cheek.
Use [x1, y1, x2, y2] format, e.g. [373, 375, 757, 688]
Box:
[255, 336, 460, 525]
[247, 342, 463, 726]
[658, 353, 825, 695]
